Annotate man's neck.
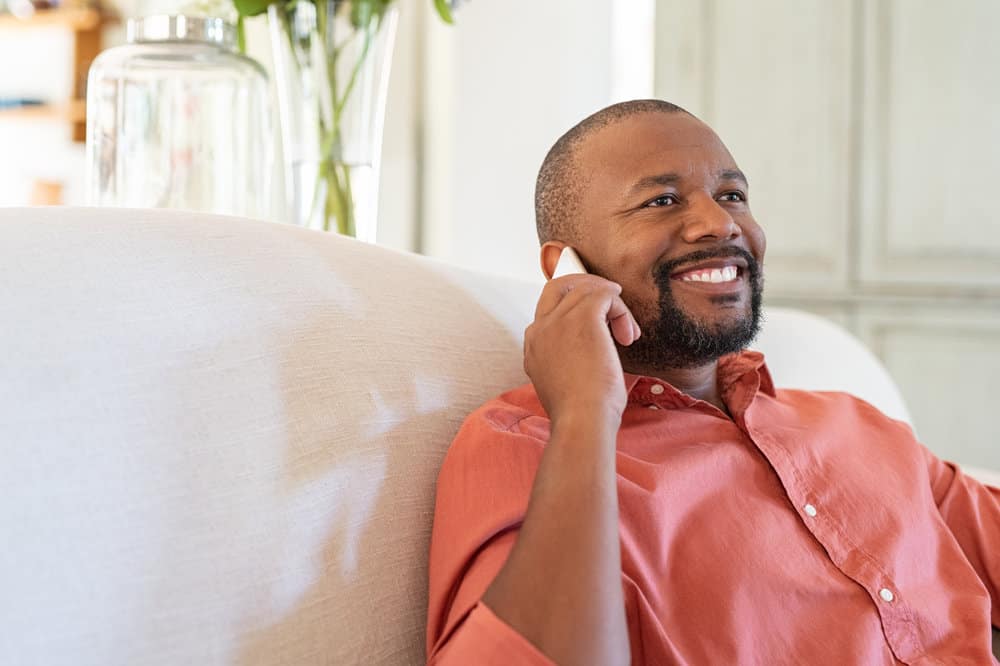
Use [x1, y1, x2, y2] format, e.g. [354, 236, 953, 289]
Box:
[622, 360, 728, 415]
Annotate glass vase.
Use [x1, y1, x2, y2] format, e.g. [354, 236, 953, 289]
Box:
[268, 0, 398, 241]
[86, 15, 271, 218]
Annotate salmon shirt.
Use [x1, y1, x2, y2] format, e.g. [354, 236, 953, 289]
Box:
[427, 351, 1000, 664]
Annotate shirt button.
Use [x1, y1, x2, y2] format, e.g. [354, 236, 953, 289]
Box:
[879, 588, 894, 602]
[650, 384, 665, 395]
[647, 404, 660, 410]
[803, 504, 817, 517]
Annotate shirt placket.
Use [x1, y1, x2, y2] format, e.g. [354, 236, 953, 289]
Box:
[740, 404, 931, 665]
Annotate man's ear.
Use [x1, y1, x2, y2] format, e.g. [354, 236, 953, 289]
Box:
[540, 242, 567, 280]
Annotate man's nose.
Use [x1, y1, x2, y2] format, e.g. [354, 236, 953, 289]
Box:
[679, 195, 741, 243]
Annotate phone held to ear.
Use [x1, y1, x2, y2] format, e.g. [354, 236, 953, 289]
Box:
[551, 246, 588, 278]
[550, 245, 636, 343]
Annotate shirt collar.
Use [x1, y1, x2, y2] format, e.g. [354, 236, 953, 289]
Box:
[623, 350, 776, 408]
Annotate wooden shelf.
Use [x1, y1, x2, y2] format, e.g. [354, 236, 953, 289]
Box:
[0, 7, 108, 141]
[0, 7, 102, 31]
[0, 99, 86, 122]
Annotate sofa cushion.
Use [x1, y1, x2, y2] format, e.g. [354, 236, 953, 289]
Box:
[0, 207, 539, 665]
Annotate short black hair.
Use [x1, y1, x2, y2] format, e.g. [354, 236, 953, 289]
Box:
[534, 99, 690, 245]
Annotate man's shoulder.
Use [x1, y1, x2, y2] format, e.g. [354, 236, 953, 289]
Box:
[770, 386, 915, 437]
[466, 381, 548, 433]
[438, 382, 549, 482]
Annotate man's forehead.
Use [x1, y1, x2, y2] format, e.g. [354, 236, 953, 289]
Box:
[579, 111, 734, 171]
[577, 112, 738, 194]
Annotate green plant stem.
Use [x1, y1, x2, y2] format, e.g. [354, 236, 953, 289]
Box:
[333, 24, 374, 122]
[323, 7, 374, 235]
[236, 15, 247, 53]
[282, 1, 378, 236]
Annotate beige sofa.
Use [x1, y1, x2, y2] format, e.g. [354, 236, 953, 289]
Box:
[1, 207, 996, 664]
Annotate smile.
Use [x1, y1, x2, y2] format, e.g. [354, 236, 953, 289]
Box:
[678, 266, 739, 283]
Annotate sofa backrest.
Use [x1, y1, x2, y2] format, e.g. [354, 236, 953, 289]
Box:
[0, 207, 908, 665]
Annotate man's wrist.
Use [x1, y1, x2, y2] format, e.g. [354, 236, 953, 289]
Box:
[550, 406, 622, 442]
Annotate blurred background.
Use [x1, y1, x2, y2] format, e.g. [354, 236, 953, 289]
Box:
[1, 0, 997, 468]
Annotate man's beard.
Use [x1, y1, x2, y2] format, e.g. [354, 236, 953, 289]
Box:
[618, 247, 764, 370]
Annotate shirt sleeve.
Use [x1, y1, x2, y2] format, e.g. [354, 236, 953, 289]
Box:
[923, 446, 1000, 625]
[426, 405, 556, 665]
[430, 601, 556, 665]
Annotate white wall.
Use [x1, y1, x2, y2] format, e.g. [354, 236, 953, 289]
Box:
[419, 0, 654, 281]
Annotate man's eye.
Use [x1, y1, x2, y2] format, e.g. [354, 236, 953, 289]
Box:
[646, 194, 678, 207]
[718, 191, 747, 203]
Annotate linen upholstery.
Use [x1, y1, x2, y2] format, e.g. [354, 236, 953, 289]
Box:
[0, 207, 991, 664]
[1, 207, 539, 665]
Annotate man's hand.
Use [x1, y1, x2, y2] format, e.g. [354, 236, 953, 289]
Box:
[524, 275, 641, 426]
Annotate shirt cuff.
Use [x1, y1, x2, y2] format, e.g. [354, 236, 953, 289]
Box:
[431, 601, 556, 665]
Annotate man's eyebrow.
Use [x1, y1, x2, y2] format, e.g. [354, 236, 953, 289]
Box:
[628, 169, 749, 197]
[628, 173, 682, 196]
[719, 169, 749, 187]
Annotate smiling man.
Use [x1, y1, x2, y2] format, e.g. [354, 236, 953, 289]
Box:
[425, 100, 1000, 664]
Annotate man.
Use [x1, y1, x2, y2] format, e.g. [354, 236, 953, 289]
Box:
[425, 100, 1000, 664]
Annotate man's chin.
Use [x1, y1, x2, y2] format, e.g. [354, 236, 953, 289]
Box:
[621, 307, 761, 370]
[672, 292, 750, 315]
[676, 305, 754, 333]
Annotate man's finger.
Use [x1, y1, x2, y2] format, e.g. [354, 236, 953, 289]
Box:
[606, 296, 640, 346]
[534, 275, 620, 320]
[549, 285, 640, 347]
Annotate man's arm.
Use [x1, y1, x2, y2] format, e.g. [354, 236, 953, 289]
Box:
[924, 448, 1000, 626]
[482, 275, 638, 666]
[481, 410, 627, 665]
[430, 274, 640, 666]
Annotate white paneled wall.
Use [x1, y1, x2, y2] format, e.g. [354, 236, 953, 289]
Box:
[858, 0, 1000, 291]
[858, 306, 1000, 468]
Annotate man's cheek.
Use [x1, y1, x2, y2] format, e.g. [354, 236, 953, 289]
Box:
[631, 290, 666, 329]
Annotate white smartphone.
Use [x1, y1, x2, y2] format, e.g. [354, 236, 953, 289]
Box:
[551, 246, 588, 278]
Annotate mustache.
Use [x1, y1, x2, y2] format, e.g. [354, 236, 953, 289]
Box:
[654, 246, 760, 282]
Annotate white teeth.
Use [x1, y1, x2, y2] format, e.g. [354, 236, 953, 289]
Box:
[681, 265, 739, 283]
